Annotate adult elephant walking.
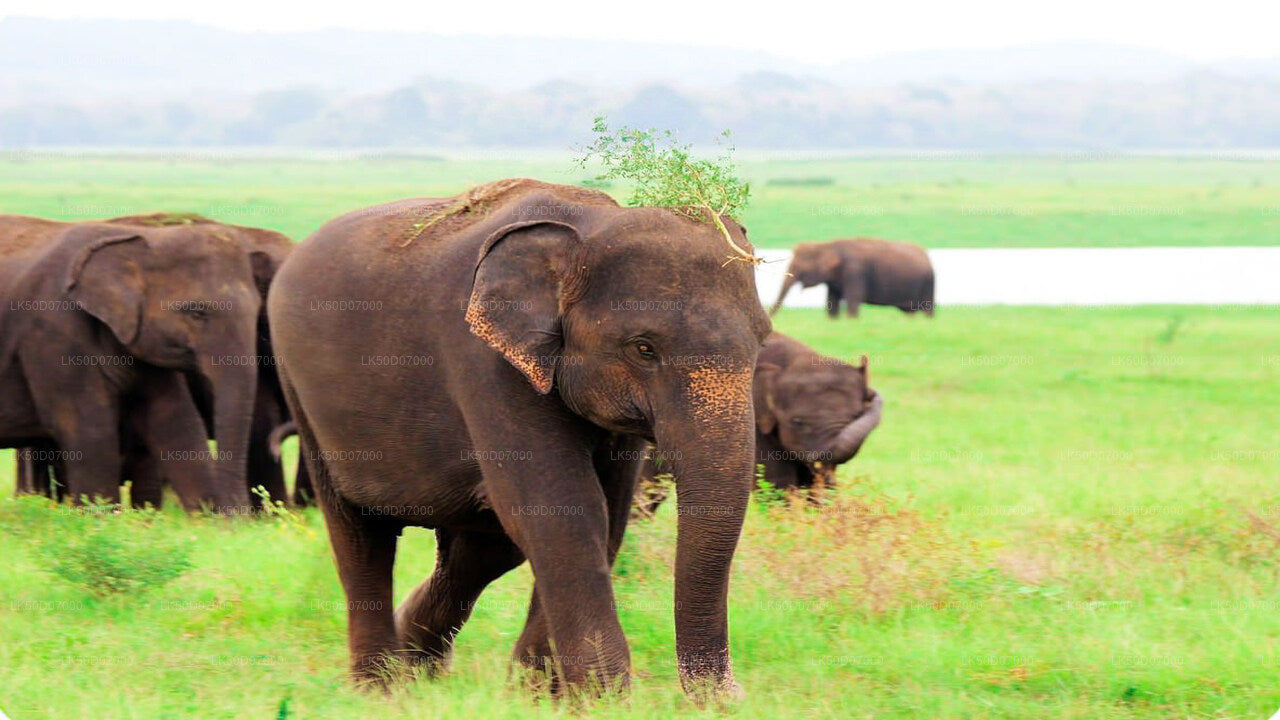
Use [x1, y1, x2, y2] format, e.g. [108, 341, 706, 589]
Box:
[0, 217, 260, 511]
[269, 179, 770, 698]
[770, 238, 934, 317]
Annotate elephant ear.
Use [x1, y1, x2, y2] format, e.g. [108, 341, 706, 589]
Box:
[753, 362, 782, 434]
[64, 228, 148, 346]
[819, 247, 844, 276]
[248, 250, 280, 302]
[237, 228, 291, 301]
[465, 220, 586, 394]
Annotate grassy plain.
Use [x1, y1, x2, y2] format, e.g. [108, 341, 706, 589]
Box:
[1, 153, 1278, 718]
[3, 150, 1279, 247]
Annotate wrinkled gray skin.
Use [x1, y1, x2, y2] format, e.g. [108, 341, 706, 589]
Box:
[0, 216, 260, 511]
[771, 238, 934, 318]
[269, 179, 771, 700]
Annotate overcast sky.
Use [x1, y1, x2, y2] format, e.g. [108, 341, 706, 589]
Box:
[3, 1, 1276, 63]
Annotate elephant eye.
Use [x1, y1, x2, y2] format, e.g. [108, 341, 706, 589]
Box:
[790, 417, 807, 428]
[179, 306, 210, 321]
[629, 339, 658, 361]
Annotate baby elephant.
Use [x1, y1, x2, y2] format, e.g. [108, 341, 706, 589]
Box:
[637, 332, 882, 512]
[753, 332, 882, 490]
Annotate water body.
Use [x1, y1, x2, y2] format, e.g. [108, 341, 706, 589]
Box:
[756, 247, 1280, 307]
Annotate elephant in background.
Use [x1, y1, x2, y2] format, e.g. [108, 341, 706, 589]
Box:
[751, 332, 882, 490]
[0, 215, 262, 511]
[268, 179, 770, 698]
[635, 331, 882, 514]
[7, 213, 307, 509]
[770, 238, 934, 318]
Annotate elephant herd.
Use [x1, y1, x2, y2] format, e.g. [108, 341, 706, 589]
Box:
[0, 179, 931, 701]
[1, 213, 307, 511]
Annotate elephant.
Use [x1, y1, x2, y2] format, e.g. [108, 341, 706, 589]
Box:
[751, 332, 882, 490]
[268, 179, 771, 699]
[770, 237, 934, 318]
[7, 213, 308, 509]
[635, 331, 882, 514]
[0, 215, 262, 511]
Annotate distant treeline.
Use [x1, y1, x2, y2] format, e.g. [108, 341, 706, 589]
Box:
[4, 73, 1280, 148]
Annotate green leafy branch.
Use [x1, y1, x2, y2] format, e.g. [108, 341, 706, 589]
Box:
[577, 117, 759, 264]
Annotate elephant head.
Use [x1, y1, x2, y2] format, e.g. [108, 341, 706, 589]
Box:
[63, 224, 261, 509]
[769, 242, 844, 314]
[464, 195, 771, 697]
[755, 352, 882, 466]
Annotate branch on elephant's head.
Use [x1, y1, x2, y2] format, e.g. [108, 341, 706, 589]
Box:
[577, 117, 760, 265]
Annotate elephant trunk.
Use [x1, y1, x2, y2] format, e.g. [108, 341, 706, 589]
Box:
[823, 391, 883, 465]
[656, 382, 755, 701]
[198, 330, 257, 513]
[769, 274, 797, 316]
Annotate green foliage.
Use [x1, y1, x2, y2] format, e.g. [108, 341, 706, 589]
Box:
[578, 117, 756, 261]
[752, 471, 788, 511]
[19, 500, 193, 597]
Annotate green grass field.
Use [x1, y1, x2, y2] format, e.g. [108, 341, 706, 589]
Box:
[1, 154, 1279, 718]
[2, 305, 1278, 719]
[3, 151, 1279, 247]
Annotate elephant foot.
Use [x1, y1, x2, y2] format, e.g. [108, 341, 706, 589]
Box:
[396, 635, 452, 678]
[512, 651, 561, 697]
[350, 651, 412, 691]
[510, 646, 630, 700]
[682, 675, 746, 708]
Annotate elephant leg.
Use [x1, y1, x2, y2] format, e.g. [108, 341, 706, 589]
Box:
[825, 283, 841, 318]
[842, 272, 866, 318]
[756, 434, 801, 491]
[763, 459, 801, 491]
[118, 401, 164, 508]
[14, 449, 35, 495]
[394, 528, 525, 674]
[277, 372, 403, 684]
[513, 436, 644, 689]
[57, 440, 122, 505]
[321, 496, 402, 685]
[15, 445, 54, 497]
[29, 385, 123, 505]
[125, 442, 164, 509]
[132, 372, 220, 511]
[248, 388, 287, 507]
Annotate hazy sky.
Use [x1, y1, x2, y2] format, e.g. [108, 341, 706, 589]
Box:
[4, 1, 1277, 63]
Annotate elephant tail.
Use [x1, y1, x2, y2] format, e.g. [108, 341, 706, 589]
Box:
[267, 420, 297, 462]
